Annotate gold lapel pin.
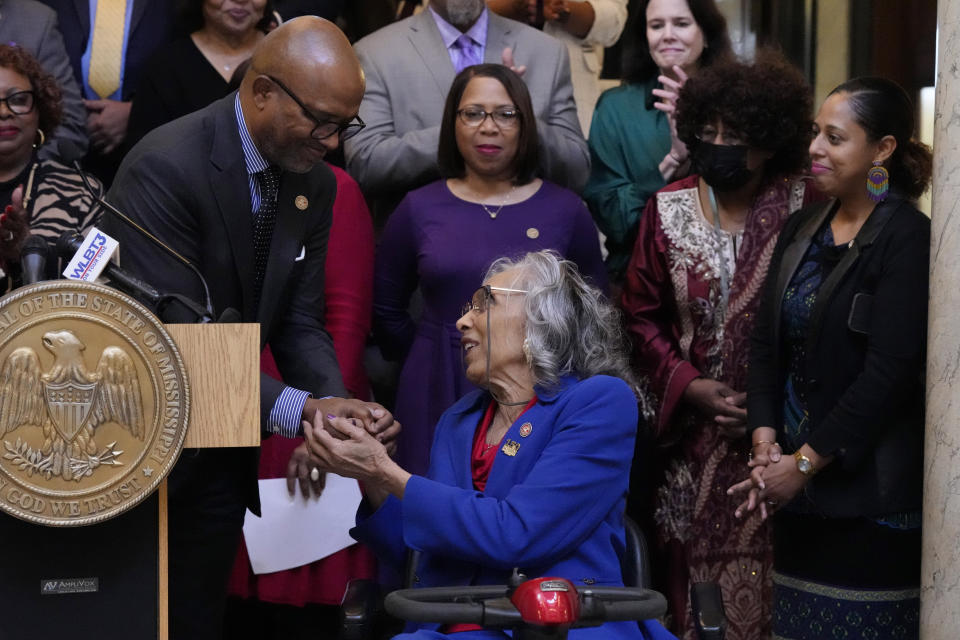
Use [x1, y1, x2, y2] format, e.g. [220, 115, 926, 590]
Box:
[526, 228, 539, 239]
[519, 422, 532, 437]
[502, 440, 520, 457]
[295, 195, 309, 211]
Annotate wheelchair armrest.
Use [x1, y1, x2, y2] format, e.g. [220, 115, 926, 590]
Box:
[690, 581, 726, 640]
[340, 579, 382, 640]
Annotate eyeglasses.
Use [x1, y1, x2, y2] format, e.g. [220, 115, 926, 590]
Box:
[461, 285, 528, 317]
[0, 91, 36, 115]
[456, 107, 520, 129]
[264, 74, 365, 141]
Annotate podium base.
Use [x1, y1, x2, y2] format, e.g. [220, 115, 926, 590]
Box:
[0, 493, 160, 640]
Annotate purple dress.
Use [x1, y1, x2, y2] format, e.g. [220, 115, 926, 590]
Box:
[374, 179, 607, 475]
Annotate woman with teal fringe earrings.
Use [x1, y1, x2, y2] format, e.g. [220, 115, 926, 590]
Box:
[729, 77, 932, 640]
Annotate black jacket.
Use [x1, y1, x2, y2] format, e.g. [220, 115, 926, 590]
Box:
[748, 195, 928, 517]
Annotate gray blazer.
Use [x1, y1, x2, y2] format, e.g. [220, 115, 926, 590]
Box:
[0, 0, 88, 160]
[345, 10, 589, 210]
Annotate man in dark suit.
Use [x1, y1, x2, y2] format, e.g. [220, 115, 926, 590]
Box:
[102, 17, 394, 639]
[37, 0, 176, 183]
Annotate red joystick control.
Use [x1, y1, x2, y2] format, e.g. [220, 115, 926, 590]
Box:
[509, 577, 581, 626]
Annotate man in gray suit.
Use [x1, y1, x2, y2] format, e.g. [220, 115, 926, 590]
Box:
[344, 0, 589, 222]
[0, 0, 87, 159]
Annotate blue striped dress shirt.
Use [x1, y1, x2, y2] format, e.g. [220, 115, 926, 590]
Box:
[235, 93, 311, 438]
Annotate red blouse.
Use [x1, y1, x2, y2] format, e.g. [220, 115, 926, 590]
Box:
[447, 396, 537, 634]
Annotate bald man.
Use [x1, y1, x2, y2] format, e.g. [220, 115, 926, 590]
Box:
[103, 18, 396, 639]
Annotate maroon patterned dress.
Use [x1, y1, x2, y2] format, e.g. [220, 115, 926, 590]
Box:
[620, 174, 817, 640]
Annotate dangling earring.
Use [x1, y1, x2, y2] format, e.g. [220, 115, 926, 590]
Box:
[33, 129, 45, 149]
[522, 338, 532, 364]
[867, 161, 889, 202]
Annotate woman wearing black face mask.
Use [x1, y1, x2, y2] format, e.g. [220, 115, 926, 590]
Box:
[619, 53, 820, 640]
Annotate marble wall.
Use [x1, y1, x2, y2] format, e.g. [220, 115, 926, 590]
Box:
[921, 0, 960, 634]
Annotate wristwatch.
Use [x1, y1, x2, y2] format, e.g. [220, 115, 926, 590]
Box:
[794, 450, 817, 476]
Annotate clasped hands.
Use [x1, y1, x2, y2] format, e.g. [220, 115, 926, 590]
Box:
[286, 397, 400, 498]
[726, 427, 809, 521]
[682, 377, 747, 439]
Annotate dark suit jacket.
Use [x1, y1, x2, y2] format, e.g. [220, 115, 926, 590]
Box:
[36, 0, 175, 101]
[103, 94, 346, 510]
[747, 196, 928, 517]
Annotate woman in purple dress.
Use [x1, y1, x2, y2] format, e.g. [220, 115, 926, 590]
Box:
[374, 64, 607, 476]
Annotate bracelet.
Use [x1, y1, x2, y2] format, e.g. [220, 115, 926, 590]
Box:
[751, 440, 779, 449]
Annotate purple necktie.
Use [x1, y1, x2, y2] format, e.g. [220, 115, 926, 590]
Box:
[450, 34, 481, 73]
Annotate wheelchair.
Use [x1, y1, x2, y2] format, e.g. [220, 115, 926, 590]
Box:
[340, 517, 726, 640]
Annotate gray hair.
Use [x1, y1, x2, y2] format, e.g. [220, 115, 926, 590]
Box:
[485, 250, 638, 395]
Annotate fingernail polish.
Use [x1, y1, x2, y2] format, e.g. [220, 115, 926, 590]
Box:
[326, 414, 337, 420]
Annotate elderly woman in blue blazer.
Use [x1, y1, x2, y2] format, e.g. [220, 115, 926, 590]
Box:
[303, 250, 672, 639]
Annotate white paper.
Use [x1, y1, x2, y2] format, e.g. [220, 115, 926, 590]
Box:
[242, 474, 362, 575]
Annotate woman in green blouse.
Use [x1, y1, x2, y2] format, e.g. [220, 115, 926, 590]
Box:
[584, 0, 731, 283]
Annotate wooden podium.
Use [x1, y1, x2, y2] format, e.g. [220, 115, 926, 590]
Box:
[0, 323, 260, 640]
[160, 323, 261, 640]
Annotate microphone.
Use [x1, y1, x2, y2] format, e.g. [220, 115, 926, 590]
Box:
[21, 235, 50, 285]
[59, 141, 215, 319]
[57, 231, 162, 305]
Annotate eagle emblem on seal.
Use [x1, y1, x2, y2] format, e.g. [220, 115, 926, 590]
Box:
[0, 329, 143, 481]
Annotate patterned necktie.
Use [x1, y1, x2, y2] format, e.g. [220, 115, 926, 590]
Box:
[450, 34, 481, 73]
[88, 0, 129, 98]
[253, 166, 281, 309]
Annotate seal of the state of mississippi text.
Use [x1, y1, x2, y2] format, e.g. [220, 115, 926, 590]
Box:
[0, 281, 189, 526]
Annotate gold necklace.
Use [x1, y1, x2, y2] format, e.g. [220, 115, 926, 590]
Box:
[479, 186, 516, 219]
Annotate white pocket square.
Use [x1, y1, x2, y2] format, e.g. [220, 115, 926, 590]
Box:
[295, 246, 306, 261]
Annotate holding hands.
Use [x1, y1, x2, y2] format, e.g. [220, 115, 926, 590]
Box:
[285, 397, 401, 498]
[302, 411, 411, 509]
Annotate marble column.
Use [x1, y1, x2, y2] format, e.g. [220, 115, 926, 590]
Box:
[921, 0, 960, 634]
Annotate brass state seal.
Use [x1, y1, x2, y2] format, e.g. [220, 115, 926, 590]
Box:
[0, 281, 189, 526]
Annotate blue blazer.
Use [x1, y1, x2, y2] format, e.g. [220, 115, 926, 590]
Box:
[353, 375, 673, 639]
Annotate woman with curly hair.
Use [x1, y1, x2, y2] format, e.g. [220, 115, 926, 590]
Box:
[0, 44, 100, 284]
[619, 53, 821, 639]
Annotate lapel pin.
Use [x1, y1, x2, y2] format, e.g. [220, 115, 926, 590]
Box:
[502, 440, 520, 457]
[519, 422, 532, 437]
[526, 227, 539, 239]
[295, 195, 309, 211]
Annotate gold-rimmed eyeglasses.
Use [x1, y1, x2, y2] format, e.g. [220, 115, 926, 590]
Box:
[461, 285, 528, 317]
